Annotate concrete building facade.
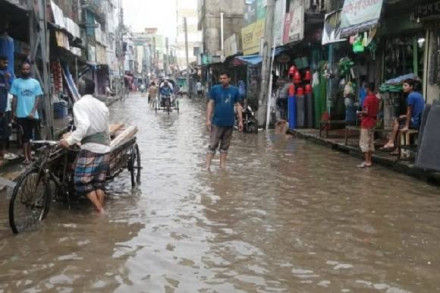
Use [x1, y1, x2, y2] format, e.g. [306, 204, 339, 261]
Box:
[176, 0, 202, 69]
[197, 0, 245, 59]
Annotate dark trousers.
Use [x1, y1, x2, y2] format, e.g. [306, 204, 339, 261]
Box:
[0, 112, 11, 151]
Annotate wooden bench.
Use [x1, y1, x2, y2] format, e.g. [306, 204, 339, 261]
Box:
[344, 126, 392, 145]
[397, 129, 419, 160]
[319, 120, 347, 138]
[345, 126, 419, 160]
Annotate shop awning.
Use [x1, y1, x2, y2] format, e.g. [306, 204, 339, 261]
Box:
[235, 54, 262, 65]
[235, 47, 287, 65]
[340, 0, 384, 37]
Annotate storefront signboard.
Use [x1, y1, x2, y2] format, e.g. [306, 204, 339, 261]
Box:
[415, 1, 440, 20]
[88, 45, 96, 63]
[96, 45, 107, 65]
[340, 0, 384, 37]
[283, 2, 304, 45]
[257, 0, 266, 20]
[55, 31, 70, 50]
[322, 10, 346, 45]
[241, 19, 265, 56]
[224, 34, 239, 58]
[273, 0, 286, 47]
[244, 1, 257, 26]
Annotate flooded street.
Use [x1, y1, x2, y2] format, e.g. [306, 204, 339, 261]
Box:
[1, 93, 440, 292]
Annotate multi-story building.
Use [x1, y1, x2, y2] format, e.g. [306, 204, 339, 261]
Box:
[197, 0, 245, 62]
[105, 0, 124, 83]
[132, 28, 167, 77]
[176, 0, 202, 69]
[123, 33, 136, 73]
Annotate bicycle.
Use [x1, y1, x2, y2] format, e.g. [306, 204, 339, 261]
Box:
[9, 141, 74, 234]
[9, 137, 141, 234]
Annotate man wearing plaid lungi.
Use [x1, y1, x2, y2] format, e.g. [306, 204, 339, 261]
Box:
[59, 78, 111, 214]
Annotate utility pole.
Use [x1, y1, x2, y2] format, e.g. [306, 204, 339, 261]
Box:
[165, 37, 170, 76]
[220, 12, 224, 57]
[30, 0, 52, 138]
[153, 36, 157, 75]
[115, 0, 124, 98]
[184, 17, 191, 97]
[257, 0, 276, 128]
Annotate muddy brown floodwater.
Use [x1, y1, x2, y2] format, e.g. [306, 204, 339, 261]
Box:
[0, 93, 439, 293]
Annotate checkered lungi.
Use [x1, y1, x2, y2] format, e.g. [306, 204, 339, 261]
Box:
[74, 150, 110, 195]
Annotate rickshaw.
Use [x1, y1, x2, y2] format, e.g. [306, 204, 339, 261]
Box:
[153, 79, 180, 115]
[8, 125, 141, 234]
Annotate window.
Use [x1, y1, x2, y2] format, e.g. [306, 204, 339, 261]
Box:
[286, 0, 291, 13]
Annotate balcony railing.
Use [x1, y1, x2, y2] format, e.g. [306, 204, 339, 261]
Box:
[82, 0, 106, 22]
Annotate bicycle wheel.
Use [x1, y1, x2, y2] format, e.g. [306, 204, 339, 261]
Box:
[9, 168, 51, 234]
[129, 144, 141, 187]
[166, 99, 171, 115]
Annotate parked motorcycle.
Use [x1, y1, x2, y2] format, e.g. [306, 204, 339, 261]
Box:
[241, 104, 258, 133]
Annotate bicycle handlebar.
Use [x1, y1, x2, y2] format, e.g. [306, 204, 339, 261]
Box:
[30, 140, 58, 146]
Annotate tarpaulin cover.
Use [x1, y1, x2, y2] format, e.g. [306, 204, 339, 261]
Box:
[235, 47, 287, 65]
[416, 101, 440, 171]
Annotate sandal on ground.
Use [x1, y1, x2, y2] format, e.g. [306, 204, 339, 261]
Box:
[357, 162, 372, 168]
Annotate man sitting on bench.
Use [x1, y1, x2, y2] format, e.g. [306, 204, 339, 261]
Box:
[381, 79, 425, 151]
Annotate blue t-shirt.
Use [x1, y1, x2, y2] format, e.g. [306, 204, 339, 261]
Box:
[210, 85, 241, 127]
[359, 87, 367, 108]
[10, 78, 43, 119]
[407, 91, 425, 128]
[160, 86, 172, 96]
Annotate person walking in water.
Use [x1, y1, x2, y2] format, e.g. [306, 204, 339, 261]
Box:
[59, 78, 111, 214]
[206, 71, 243, 170]
[148, 81, 157, 105]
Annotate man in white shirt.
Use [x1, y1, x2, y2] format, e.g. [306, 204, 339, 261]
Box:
[59, 78, 111, 214]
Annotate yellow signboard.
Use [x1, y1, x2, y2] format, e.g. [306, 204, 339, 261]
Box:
[241, 19, 265, 56]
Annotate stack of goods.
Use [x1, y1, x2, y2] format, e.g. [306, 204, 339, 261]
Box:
[51, 61, 63, 95]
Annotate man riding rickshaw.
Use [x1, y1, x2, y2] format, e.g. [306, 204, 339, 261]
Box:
[159, 80, 174, 107]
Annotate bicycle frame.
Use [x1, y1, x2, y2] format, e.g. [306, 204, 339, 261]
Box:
[31, 142, 77, 205]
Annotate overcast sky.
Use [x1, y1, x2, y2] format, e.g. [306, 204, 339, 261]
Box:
[122, 0, 177, 40]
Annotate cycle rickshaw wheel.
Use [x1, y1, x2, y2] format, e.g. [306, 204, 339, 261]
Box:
[166, 99, 171, 115]
[128, 144, 141, 188]
[9, 168, 51, 234]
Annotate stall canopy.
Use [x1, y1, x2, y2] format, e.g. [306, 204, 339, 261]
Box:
[235, 47, 287, 65]
[340, 0, 384, 37]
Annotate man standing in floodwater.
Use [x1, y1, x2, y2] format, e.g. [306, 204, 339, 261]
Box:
[206, 71, 243, 170]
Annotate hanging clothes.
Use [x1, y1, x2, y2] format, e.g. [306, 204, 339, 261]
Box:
[416, 101, 440, 171]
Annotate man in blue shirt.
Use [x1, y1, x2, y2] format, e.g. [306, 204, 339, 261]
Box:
[382, 79, 425, 150]
[11, 62, 44, 164]
[160, 81, 173, 96]
[160, 80, 174, 107]
[206, 71, 243, 170]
